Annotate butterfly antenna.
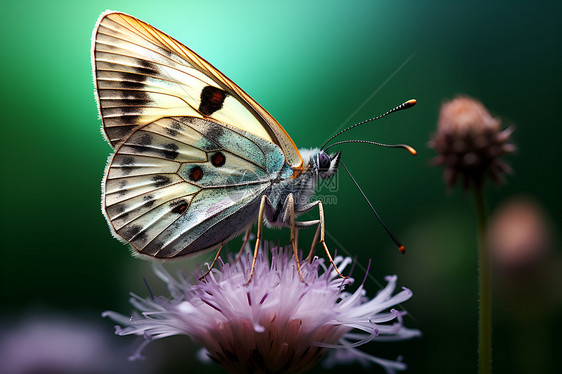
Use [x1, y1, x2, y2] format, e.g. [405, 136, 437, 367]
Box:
[339, 160, 406, 254]
[324, 139, 417, 155]
[321, 99, 416, 150]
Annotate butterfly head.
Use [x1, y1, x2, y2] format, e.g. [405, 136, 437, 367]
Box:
[316, 150, 341, 180]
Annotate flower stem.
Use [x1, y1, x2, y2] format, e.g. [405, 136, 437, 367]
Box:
[475, 182, 491, 374]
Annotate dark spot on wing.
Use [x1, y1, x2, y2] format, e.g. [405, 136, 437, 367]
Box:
[126, 91, 151, 100]
[135, 60, 159, 76]
[106, 125, 136, 143]
[101, 90, 152, 106]
[128, 133, 154, 154]
[119, 81, 145, 90]
[106, 204, 129, 222]
[121, 98, 151, 106]
[189, 166, 203, 182]
[139, 133, 153, 145]
[120, 224, 148, 247]
[199, 86, 227, 116]
[166, 128, 178, 137]
[170, 199, 189, 214]
[144, 240, 166, 255]
[204, 125, 224, 141]
[118, 72, 146, 89]
[102, 75, 150, 139]
[99, 64, 152, 146]
[152, 175, 172, 188]
[158, 143, 179, 160]
[108, 115, 144, 128]
[143, 195, 155, 208]
[120, 156, 136, 175]
[120, 224, 142, 241]
[134, 231, 148, 247]
[118, 180, 128, 196]
[211, 152, 226, 167]
[121, 156, 135, 165]
[166, 121, 183, 137]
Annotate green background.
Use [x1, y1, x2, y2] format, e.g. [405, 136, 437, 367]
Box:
[1, 1, 561, 373]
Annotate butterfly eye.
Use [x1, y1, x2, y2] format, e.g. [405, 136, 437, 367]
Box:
[317, 152, 331, 171]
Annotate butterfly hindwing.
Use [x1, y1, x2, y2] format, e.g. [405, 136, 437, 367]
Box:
[92, 11, 302, 168]
[103, 116, 284, 258]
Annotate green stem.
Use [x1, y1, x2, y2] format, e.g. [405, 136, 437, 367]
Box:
[475, 182, 492, 374]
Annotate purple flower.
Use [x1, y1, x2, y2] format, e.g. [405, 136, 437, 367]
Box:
[104, 245, 419, 373]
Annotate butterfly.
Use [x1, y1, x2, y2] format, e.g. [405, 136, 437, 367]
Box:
[92, 11, 415, 283]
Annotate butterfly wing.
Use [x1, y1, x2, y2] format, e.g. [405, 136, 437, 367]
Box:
[92, 11, 302, 169]
[103, 116, 286, 258]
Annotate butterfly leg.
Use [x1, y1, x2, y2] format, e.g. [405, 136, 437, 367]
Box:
[291, 219, 319, 262]
[199, 244, 225, 281]
[306, 224, 321, 263]
[246, 195, 268, 285]
[282, 194, 306, 284]
[291, 200, 321, 262]
[316, 201, 348, 279]
[294, 227, 300, 255]
[294, 201, 347, 279]
[235, 225, 252, 264]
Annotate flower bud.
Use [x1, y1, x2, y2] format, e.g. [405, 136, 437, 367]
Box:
[429, 96, 515, 189]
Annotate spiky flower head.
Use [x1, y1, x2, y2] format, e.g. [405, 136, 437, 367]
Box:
[429, 95, 515, 189]
[103, 245, 419, 373]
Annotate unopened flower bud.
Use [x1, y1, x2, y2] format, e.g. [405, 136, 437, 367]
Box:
[429, 96, 515, 189]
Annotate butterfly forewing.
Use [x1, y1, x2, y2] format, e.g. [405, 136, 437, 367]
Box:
[93, 11, 302, 169]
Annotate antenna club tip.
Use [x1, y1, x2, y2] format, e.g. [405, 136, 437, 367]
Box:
[407, 99, 417, 106]
[406, 146, 417, 156]
[398, 245, 406, 254]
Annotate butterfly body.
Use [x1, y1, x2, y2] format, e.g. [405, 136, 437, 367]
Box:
[263, 148, 340, 229]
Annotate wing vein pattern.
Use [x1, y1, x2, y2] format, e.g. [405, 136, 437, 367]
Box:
[92, 12, 302, 168]
[93, 11, 304, 259]
[103, 116, 285, 258]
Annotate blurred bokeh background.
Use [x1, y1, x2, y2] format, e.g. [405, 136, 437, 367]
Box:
[1, 1, 560, 373]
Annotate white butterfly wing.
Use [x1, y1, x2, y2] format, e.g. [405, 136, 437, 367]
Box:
[92, 11, 302, 168]
[103, 116, 286, 258]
